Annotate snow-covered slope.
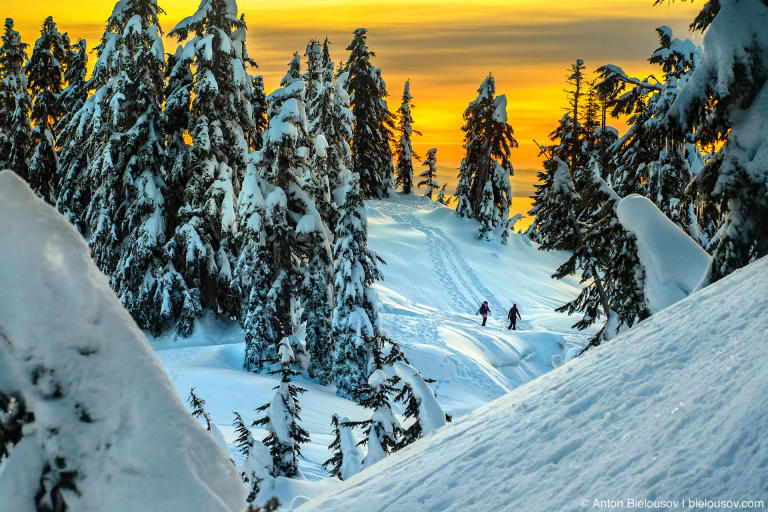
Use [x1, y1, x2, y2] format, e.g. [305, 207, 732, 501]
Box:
[617, 194, 711, 313]
[151, 193, 588, 505]
[0, 171, 246, 511]
[298, 255, 768, 512]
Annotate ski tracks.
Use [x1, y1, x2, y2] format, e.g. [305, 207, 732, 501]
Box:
[382, 207, 502, 316]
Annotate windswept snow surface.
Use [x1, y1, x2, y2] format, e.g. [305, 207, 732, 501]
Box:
[0, 171, 245, 511]
[617, 194, 711, 313]
[152, 193, 588, 506]
[298, 256, 768, 512]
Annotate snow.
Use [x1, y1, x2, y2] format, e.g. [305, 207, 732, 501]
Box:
[298, 254, 768, 512]
[314, 134, 329, 159]
[616, 194, 711, 313]
[0, 171, 245, 511]
[492, 94, 508, 123]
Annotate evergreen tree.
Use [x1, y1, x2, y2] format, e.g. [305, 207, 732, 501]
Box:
[59, 0, 181, 336]
[566, 59, 586, 170]
[304, 40, 335, 224]
[252, 75, 268, 150]
[392, 361, 448, 449]
[253, 338, 310, 478]
[418, 147, 439, 199]
[188, 388, 214, 431]
[344, 28, 394, 198]
[596, 27, 706, 241]
[356, 367, 400, 469]
[0, 19, 31, 179]
[167, 0, 257, 328]
[242, 55, 330, 374]
[666, 0, 768, 283]
[55, 38, 89, 231]
[235, 154, 275, 371]
[331, 168, 383, 400]
[529, 154, 583, 252]
[163, 44, 193, 231]
[323, 413, 363, 480]
[234, 411, 274, 503]
[322, 37, 332, 67]
[25, 16, 67, 203]
[394, 80, 420, 194]
[436, 183, 449, 205]
[454, 75, 517, 238]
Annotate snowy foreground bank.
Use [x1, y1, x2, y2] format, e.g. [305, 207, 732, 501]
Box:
[299, 255, 768, 512]
[0, 171, 245, 510]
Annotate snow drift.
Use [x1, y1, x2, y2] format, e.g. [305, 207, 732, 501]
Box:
[617, 194, 711, 313]
[0, 171, 246, 511]
[298, 255, 768, 512]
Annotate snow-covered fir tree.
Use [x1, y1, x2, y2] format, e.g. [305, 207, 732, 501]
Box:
[24, 16, 67, 203]
[253, 338, 310, 478]
[356, 366, 400, 469]
[454, 75, 517, 238]
[0, 19, 31, 180]
[418, 147, 439, 199]
[233, 411, 274, 503]
[166, 0, 257, 329]
[304, 40, 335, 224]
[163, 44, 193, 231]
[534, 154, 649, 350]
[188, 388, 214, 432]
[394, 80, 420, 194]
[565, 59, 586, 170]
[392, 361, 448, 449]
[528, 155, 583, 252]
[436, 183, 449, 205]
[107, 0, 178, 336]
[331, 168, 384, 400]
[55, 38, 89, 231]
[596, 26, 706, 242]
[235, 156, 276, 371]
[322, 413, 363, 480]
[57, 0, 182, 336]
[252, 75, 268, 150]
[240, 55, 330, 376]
[344, 28, 394, 198]
[663, 0, 768, 282]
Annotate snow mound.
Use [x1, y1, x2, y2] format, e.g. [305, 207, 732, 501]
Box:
[617, 194, 711, 313]
[0, 171, 246, 511]
[298, 255, 768, 512]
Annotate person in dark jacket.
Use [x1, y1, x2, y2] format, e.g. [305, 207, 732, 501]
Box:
[477, 301, 490, 326]
[507, 304, 521, 330]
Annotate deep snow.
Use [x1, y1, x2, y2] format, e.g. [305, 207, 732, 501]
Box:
[151, 193, 589, 505]
[617, 194, 711, 313]
[0, 171, 245, 511]
[298, 255, 768, 512]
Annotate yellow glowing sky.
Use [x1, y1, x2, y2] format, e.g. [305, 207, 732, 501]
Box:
[7, 0, 702, 222]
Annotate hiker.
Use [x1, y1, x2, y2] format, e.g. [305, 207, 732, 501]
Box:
[477, 301, 490, 326]
[507, 304, 521, 330]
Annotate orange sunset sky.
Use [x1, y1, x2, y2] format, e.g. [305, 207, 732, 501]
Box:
[5, 0, 701, 221]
